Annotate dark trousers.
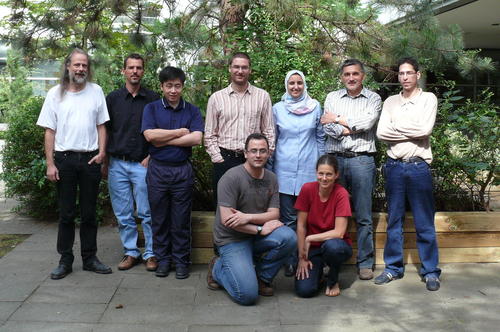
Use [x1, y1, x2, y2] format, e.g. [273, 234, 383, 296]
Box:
[212, 149, 245, 205]
[55, 151, 101, 266]
[295, 239, 352, 298]
[147, 159, 193, 267]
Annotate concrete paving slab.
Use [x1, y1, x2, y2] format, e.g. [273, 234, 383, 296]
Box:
[119, 271, 201, 289]
[99, 304, 194, 325]
[0, 321, 95, 332]
[92, 323, 188, 332]
[27, 285, 117, 304]
[188, 325, 281, 332]
[0, 302, 21, 321]
[41, 271, 123, 288]
[111, 287, 196, 306]
[189, 302, 280, 326]
[9, 303, 107, 323]
[0, 281, 40, 302]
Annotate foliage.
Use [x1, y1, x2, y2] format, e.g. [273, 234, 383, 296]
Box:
[0, 0, 498, 213]
[433, 84, 499, 211]
[0, 50, 33, 121]
[1, 95, 113, 219]
[1, 97, 57, 218]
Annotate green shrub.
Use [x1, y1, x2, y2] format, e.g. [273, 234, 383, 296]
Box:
[1, 96, 112, 220]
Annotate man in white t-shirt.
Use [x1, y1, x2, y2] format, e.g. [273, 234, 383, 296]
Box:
[37, 48, 112, 280]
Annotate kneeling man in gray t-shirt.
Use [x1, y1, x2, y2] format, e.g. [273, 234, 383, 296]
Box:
[206, 133, 297, 305]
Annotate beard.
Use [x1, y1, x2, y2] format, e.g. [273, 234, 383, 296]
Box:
[69, 71, 87, 84]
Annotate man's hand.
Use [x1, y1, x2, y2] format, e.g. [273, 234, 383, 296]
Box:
[260, 219, 284, 236]
[141, 155, 150, 168]
[321, 113, 338, 125]
[296, 257, 313, 280]
[341, 128, 352, 136]
[177, 128, 190, 137]
[223, 208, 251, 228]
[46, 164, 59, 182]
[88, 152, 105, 165]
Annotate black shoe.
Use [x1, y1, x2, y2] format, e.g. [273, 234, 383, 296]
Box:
[155, 264, 170, 278]
[50, 264, 72, 280]
[284, 264, 296, 277]
[425, 276, 441, 291]
[83, 258, 112, 274]
[175, 265, 190, 279]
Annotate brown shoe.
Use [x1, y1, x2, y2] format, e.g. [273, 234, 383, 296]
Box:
[207, 256, 221, 290]
[258, 279, 274, 297]
[118, 255, 140, 270]
[145, 257, 158, 272]
[359, 268, 374, 280]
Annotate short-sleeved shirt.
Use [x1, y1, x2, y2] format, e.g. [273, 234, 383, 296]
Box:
[213, 164, 280, 246]
[106, 86, 160, 161]
[37, 83, 109, 152]
[141, 98, 204, 162]
[295, 182, 352, 247]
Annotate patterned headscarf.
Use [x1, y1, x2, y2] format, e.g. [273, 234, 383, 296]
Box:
[281, 70, 318, 115]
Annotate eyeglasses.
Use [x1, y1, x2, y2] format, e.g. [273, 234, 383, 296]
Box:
[246, 148, 268, 155]
[231, 65, 250, 71]
[398, 71, 417, 77]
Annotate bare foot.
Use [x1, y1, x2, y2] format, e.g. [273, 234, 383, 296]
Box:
[325, 283, 340, 297]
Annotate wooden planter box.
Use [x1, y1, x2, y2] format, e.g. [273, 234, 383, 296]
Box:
[190, 211, 500, 264]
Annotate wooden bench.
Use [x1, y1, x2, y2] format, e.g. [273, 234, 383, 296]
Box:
[190, 211, 500, 264]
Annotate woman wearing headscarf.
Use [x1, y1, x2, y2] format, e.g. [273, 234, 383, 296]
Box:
[270, 70, 325, 276]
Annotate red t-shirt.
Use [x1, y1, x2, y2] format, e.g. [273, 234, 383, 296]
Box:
[294, 182, 352, 247]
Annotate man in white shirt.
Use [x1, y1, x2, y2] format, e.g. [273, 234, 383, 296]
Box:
[37, 48, 112, 280]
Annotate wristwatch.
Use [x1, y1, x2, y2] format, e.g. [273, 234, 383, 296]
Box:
[335, 114, 341, 124]
[256, 226, 263, 235]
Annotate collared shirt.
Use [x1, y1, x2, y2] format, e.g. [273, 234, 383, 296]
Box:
[377, 89, 437, 163]
[141, 98, 204, 162]
[106, 86, 160, 161]
[37, 83, 109, 152]
[271, 100, 325, 195]
[323, 87, 381, 153]
[204, 83, 275, 163]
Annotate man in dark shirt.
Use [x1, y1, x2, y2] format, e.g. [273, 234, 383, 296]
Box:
[141, 66, 204, 279]
[105, 53, 160, 272]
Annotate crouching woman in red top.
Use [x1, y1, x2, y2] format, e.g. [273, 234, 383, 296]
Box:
[294, 154, 353, 297]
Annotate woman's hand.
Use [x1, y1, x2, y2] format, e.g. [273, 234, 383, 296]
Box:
[296, 257, 313, 280]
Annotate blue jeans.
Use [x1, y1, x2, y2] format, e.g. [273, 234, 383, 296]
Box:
[383, 158, 441, 278]
[335, 154, 375, 269]
[213, 226, 297, 305]
[279, 193, 298, 266]
[108, 157, 153, 260]
[295, 239, 352, 298]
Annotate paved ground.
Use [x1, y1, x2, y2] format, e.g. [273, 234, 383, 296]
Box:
[0, 198, 500, 331]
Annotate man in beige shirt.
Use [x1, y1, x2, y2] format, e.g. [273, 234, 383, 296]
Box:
[375, 57, 441, 291]
[204, 52, 275, 202]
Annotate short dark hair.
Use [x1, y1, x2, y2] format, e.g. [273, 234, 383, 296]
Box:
[244, 133, 269, 151]
[397, 57, 419, 72]
[340, 58, 365, 73]
[229, 52, 251, 67]
[123, 53, 144, 69]
[158, 66, 186, 84]
[316, 154, 339, 174]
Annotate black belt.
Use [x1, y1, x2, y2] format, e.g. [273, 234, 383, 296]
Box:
[329, 151, 374, 158]
[55, 150, 98, 157]
[220, 147, 245, 158]
[390, 156, 426, 163]
[110, 154, 142, 162]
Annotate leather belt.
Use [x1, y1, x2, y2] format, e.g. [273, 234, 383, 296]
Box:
[329, 151, 374, 158]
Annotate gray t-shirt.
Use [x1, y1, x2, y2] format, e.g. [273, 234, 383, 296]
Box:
[213, 164, 280, 247]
